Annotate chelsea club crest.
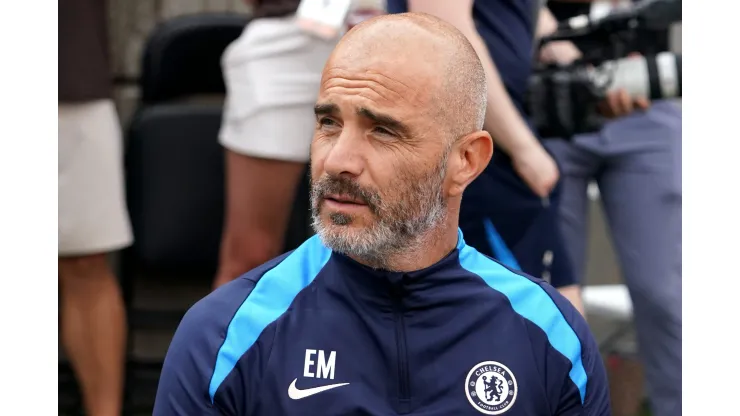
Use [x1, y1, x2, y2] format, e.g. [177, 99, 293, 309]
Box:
[465, 361, 518, 415]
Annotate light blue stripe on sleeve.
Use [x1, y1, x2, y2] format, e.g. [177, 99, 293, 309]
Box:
[208, 235, 332, 401]
[457, 233, 588, 403]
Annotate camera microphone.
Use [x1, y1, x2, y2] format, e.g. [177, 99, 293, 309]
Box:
[591, 52, 681, 100]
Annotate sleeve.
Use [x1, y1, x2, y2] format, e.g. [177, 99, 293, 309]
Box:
[153, 278, 258, 416]
[548, 290, 611, 416]
[579, 333, 611, 415]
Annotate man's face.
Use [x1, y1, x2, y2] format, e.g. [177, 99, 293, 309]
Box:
[309, 52, 450, 265]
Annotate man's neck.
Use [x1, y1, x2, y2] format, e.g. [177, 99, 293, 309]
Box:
[351, 220, 460, 272]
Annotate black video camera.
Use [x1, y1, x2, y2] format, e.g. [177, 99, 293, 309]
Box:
[527, 0, 682, 139]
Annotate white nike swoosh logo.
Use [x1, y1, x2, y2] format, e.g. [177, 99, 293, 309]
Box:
[287, 378, 350, 400]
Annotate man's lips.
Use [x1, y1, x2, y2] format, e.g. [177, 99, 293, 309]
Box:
[324, 194, 367, 205]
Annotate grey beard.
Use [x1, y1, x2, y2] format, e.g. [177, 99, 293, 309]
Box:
[310, 148, 450, 270]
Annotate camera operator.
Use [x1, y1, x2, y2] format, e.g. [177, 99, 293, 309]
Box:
[386, 0, 647, 316]
[540, 1, 682, 415]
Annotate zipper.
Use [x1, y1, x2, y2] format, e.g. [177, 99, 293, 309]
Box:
[391, 282, 411, 414]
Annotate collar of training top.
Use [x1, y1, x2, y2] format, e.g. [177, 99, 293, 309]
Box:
[326, 229, 469, 297]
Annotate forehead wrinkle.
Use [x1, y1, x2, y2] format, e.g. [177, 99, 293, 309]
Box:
[363, 70, 425, 102]
[323, 79, 403, 106]
[321, 85, 388, 113]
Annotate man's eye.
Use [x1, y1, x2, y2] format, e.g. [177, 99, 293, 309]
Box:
[373, 126, 394, 136]
[319, 118, 337, 127]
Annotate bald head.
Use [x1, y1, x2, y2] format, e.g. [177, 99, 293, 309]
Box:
[327, 12, 488, 139]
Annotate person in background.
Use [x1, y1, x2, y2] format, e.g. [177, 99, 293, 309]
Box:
[542, 1, 682, 415]
[386, 0, 648, 315]
[58, 1, 131, 415]
[214, 0, 385, 289]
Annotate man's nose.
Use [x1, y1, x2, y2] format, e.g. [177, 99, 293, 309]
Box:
[322, 129, 365, 178]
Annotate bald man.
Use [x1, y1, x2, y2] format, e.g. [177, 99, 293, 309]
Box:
[154, 13, 609, 416]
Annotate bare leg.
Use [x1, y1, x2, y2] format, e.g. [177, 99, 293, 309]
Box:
[557, 284, 585, 316]
[59, 253, 126, 416]
[214, 150, 307, 289]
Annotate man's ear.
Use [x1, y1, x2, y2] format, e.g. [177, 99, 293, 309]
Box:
[447, 131, 493, 198]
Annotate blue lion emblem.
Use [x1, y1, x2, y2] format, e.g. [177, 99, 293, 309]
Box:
[482, 375, 504, 402]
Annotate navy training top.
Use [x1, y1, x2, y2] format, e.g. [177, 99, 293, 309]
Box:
[154, 230, 610, 415]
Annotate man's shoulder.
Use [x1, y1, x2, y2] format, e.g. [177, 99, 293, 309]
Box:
[458, 244, 598, 403]
[458, 243, 593, 347]
[176, 235, 333, 401]
[180, 235, 333, 335]
[478, 257, 586, 335]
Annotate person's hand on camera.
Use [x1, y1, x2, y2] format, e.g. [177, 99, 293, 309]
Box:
[598, 89, 650, 118]
[512, 144, 560, 198]
[598, 53, 651, 118]
[539, 44, 652, 119]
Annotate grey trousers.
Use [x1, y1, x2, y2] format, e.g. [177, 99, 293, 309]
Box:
[544, 101, 682, 416]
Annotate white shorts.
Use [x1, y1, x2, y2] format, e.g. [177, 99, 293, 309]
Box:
[58, 99, 133, 256]
[219, 15, 338, 162]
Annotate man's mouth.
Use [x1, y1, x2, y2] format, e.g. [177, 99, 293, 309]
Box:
[324, 194, 367, 206]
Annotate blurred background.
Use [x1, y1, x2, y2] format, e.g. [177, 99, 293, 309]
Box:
[106, 0, 253, 124]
